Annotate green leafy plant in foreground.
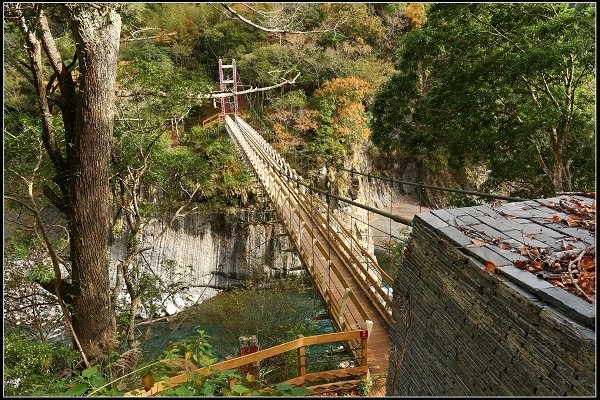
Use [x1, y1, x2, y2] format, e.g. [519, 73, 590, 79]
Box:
[6, 322, 318, 397]
[3, 331, 80, 396]
[63, 366, 111, 396]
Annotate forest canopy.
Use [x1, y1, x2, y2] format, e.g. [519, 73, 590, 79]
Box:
[371, 3, 596, 197]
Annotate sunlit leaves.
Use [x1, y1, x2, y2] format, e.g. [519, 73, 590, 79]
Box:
[315, 76, 374, 106]
[371, 3, 596, 196]
[238, 44, 296, 87]
[307, 77, 373, 166]
[403, 3, 428, 29]
[318, 4, 384, 47]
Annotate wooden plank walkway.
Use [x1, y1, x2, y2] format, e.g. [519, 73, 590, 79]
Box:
[225, 116, 390, 393]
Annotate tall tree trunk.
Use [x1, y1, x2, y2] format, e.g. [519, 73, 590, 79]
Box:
[552, 158, 573, 193]
[551, 126, 573, 193]
[11, 3, 123, 362]
[66, 5, 121, 360]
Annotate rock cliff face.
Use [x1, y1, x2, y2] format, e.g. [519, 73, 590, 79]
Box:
[113, 210, 300, 284]
[4, 207, 304, 340]
[109, 208, 302, 317]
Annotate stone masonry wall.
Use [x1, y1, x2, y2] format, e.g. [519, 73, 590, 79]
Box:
[386, 208, 595, 396]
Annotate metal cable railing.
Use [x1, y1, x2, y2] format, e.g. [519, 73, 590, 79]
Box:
[337, 166, 528, 202]
[228, 116, 393, 324]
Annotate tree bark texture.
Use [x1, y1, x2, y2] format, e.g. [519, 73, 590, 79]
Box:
[65, 5, 122, 360]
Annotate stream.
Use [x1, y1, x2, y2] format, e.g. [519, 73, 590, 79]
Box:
[140, 234, 405, 364]
[139, 276, 335, 362]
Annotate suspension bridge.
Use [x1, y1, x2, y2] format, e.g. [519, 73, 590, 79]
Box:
[226, 112, 393, 373]
[126, 112, 395, 396]
[215, 63, 396, 377]
[127, 60, 533, 397]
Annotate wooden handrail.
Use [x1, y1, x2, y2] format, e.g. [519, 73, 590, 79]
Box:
[125, 330, 367, 397]
[223, 116, 385, 377]
[201, 113, 224, 127]
[226, 117, 372, 330]
[329, 209, 394, 284]
[301, 190, 393, 322]
[230, 115, 392, 320]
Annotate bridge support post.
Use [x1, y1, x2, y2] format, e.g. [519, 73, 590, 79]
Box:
[365, 320, 373, 342]
[239, 335, 259, 379]
[299, 221, 305, 246]
[360, 335, 368, 367]
[338, 288, 352, 330]
[297, 334, 306, 376]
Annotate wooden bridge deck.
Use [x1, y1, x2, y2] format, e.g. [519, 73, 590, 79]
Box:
[225, 116, 391, 392]
[295, 203, 390, 376]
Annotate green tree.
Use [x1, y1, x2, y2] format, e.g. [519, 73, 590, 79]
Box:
[309, 76, 374, 168]
[139, 3, 266, 79]
[5, 3, 123, 363]
[371, 3, 596, 196]
[111, 31, 256, 350]
[4, 332, 80, 396]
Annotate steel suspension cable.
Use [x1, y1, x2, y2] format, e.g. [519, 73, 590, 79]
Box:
[228, 116, 389, 324]
[236, 71, 272, 135]
[389, 179, 393, 265]
[337, 166, 528, 203]
[326, 175, 332, 294]
[289, 176, 413, 225]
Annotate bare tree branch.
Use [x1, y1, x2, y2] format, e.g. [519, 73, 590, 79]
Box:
[519, 75, 541, 105]
[222, 3, 326, 34]
[9, 149, 90, 367]
[115, 72, 300, 99]
[541, 72, 561, 109]
[120, 31, 177, 43]
[532, 139, 553, 181]
[38, 10, 78, 144]
[18, 11, 66, 170]
[472, 14, 526, 53]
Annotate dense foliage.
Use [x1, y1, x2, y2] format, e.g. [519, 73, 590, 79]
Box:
[120, 3, 409, 175]
[113, 39, 255, 208]
[371, 3, 596, 197]
[4, 332, 81, 396]
[4, 282, 319, 397]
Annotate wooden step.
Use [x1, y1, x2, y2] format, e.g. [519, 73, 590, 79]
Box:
[307, 379, 362, 395]
[283, 366, 368, 387]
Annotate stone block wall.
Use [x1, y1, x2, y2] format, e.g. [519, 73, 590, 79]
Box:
[386, 210, 595, 396]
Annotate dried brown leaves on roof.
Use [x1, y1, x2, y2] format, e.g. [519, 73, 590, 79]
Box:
[516, 245, 595, 302]
[459, 195, 596, 303]
[539, 196, 596, 232]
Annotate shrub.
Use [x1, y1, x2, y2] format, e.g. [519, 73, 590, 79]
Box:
[3, 331, 80, 395]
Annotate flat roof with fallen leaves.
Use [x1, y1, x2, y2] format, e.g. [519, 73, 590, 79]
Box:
[417, 193, 595, 329]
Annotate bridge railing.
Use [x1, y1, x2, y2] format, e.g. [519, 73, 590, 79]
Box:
[125, 330, 368, 397]
[301, 192, 393, 323]
[225, 116, 373, 333]
[229, 116, 393, 324]
[201, 113, 225, 128]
